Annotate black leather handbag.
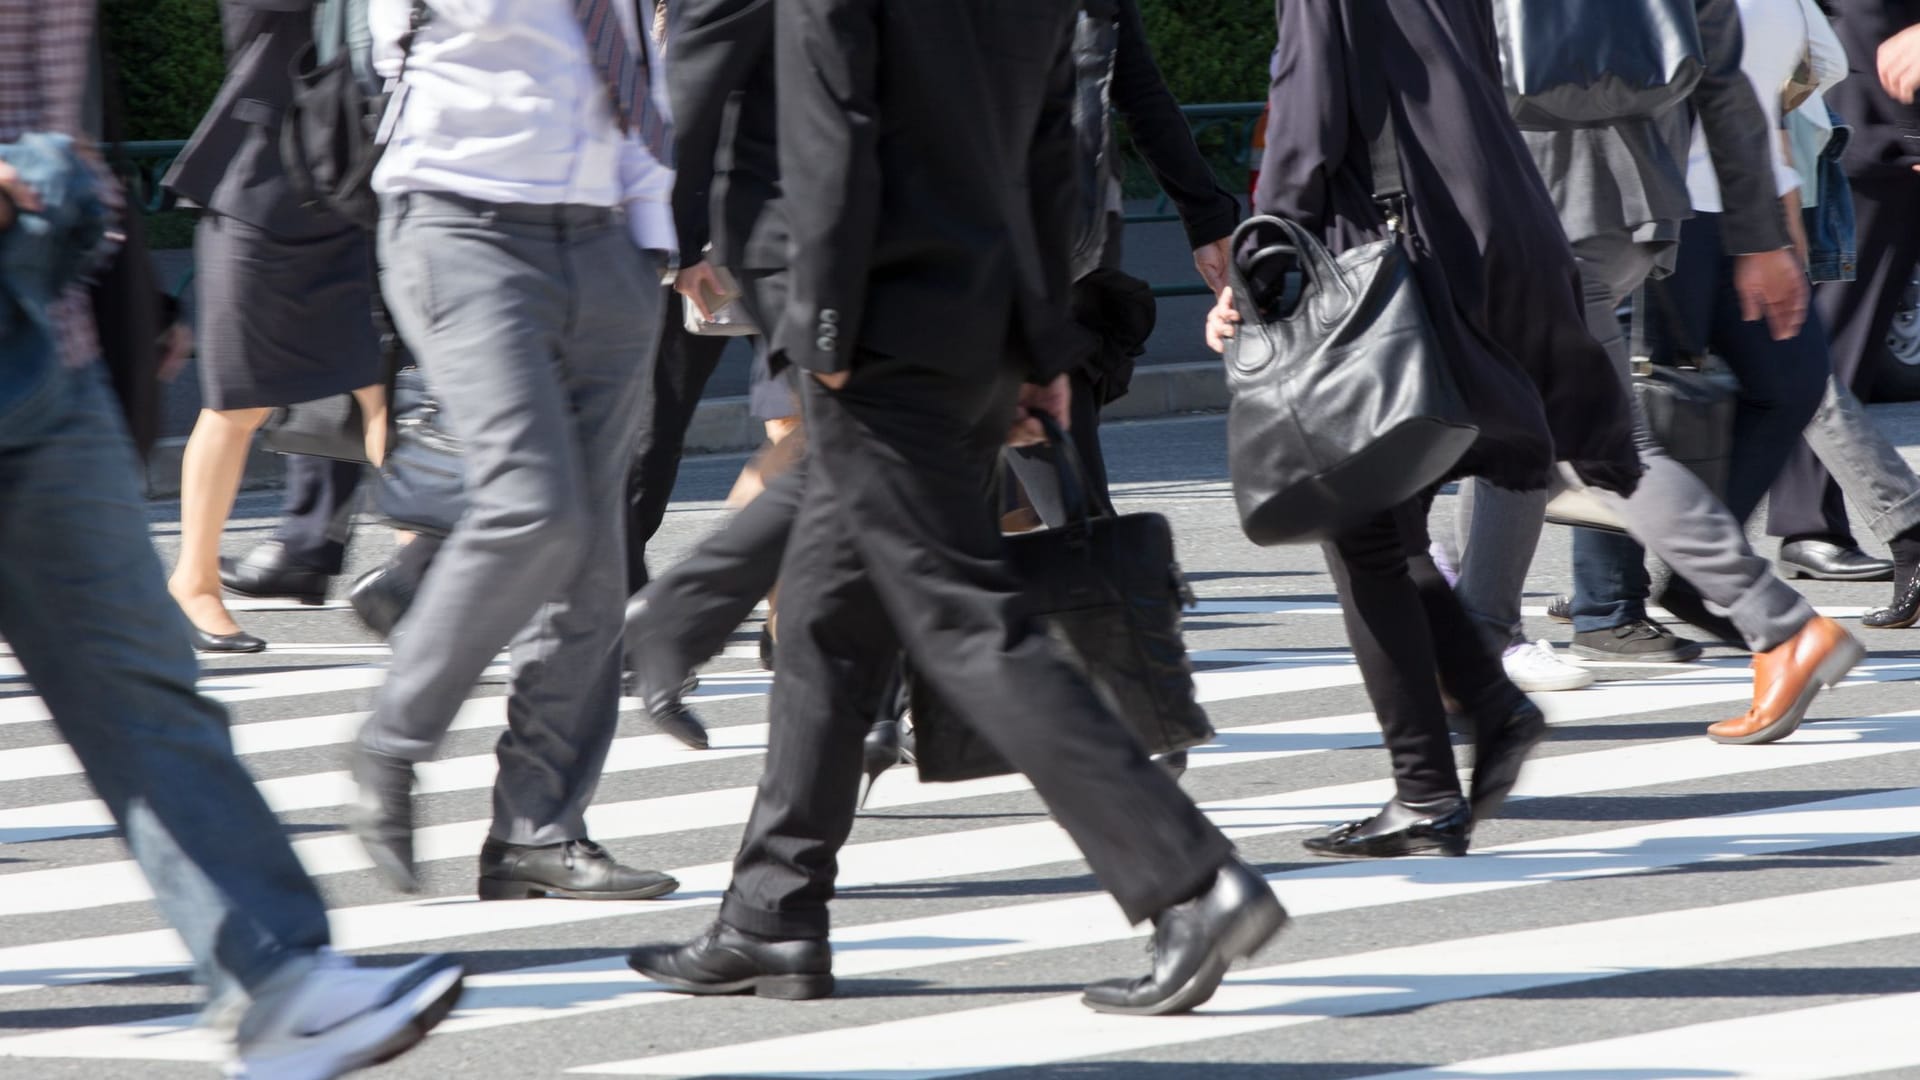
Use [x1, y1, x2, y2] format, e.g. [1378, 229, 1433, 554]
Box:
[1223, 123, 1477, 547]
[373, 365, 467, 537]
[259, 393, 369, 463]
[909, 416, 1215, 784]
[1491, 0, 1706, 130]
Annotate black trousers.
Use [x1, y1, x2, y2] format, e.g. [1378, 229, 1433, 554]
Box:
[274, 453, 364, 574]
[1003, 366, 1114, 525]
[718, 356, 1231, 939]
[1323, 494, 1510, 807]
[625, 297, 732, 594]
[1771, 172, 1920, 543]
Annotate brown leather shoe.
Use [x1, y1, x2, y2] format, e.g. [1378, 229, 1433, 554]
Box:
[1706, 616, 1864, 745]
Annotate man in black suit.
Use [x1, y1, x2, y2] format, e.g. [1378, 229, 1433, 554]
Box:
[622, 0, 800, 749]
[627, 0, 1284, 1016]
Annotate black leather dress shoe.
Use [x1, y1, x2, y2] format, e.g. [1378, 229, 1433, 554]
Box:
[1082, 857, 1287, 1016]
[1303, 797, 1472, 858]
[348, 745, 418, 893]
[628, 922, 834, 999]
[621, 596, 711, 750]
[477, 837, 678, 901]
[1780, 538, 1894, 582]
[348, 564, 418, 640]
[219, 542, 330, 605]
[1466, 690, 1547, 821]
[189, 623, 267, 654]
[1651, 581, 1741, 650]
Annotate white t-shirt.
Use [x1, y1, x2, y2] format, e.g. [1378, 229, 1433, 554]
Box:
[1685, 0, 1846, 211]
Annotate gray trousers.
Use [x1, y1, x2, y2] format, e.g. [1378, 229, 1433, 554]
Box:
[1451, 229, 1812, 654]
[365, 193, 663, 847]
[1800, 378, 1920, 545]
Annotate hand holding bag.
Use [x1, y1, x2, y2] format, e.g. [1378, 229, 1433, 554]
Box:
[1223, 118, 1478, 547]
[908, 413, 1214, 784]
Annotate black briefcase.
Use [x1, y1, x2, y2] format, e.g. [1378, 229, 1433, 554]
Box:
[259, 393, 369, 464]
[908, 415, 1214, 784]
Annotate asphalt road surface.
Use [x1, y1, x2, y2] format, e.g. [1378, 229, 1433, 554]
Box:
[6, 407, 1920, 1079]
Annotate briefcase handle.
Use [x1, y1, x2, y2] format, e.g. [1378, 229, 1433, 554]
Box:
[1026, 408, 1112, 532]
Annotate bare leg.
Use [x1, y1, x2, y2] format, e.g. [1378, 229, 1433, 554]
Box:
[168, 407, 271, 636]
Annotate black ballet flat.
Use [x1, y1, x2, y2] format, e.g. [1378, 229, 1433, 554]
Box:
[1863, 573, 1920, 629]
[189, 623, 267, 654]
[1303, 797, 1472, 859]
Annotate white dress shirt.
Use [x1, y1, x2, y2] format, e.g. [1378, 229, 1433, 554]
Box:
[369, 0, 676, 257]
[1685, 0, 1848, 211]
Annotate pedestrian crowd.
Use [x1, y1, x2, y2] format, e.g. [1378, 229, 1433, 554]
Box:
[3, 0, 1920, 1077]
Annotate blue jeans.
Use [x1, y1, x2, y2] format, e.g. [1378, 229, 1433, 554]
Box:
[0, 363, 329, 1008]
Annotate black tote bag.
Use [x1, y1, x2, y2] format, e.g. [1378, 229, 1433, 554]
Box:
[259, 393, 369, 463]
[1224, 114, 1479, 548]
[908, 415, 1214, 784]
[1491, 0, 1706, 129]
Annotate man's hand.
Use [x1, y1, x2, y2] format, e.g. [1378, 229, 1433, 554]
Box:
[1204, 286, 1241, 354]
[1008, 373, 1070, 447]
[1733, 248, 1809, 341]
[673, 260, 728, 319]
[1880, 24, 1920, 104]
[0, 160, 43, 232]
[811, 369, 852, 391]
[1192, 237, 1232, 294]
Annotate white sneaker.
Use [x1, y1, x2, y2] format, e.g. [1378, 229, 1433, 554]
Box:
[227, 950, 465, 1080]
[1502, 639, 1594, 693]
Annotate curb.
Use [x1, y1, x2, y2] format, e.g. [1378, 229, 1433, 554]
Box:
[143, 360, 1230, 499]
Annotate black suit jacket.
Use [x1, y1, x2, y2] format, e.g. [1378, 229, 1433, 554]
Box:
[164, 0, 344, 238]
[667, 0, 786, 273]
[772, 0, 1080, 382]
[1829, 0, 1920, 179]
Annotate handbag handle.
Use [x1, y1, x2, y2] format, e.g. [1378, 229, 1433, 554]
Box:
[1026, 408, 1108, 531]
[1223, 214, 1355, 374]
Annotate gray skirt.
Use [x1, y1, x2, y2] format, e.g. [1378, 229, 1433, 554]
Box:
[193, 213, 382, 411]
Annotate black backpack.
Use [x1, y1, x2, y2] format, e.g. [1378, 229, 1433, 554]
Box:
[1491, 0, 1706, 129]
[280, 0, 427, 230]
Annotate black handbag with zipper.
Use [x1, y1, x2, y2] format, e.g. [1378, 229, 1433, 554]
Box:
[1223, 115, 1478, 547]
[908, 413, 1214, 784]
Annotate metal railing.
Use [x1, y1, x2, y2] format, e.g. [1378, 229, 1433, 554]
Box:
[108, 99, 1265, 298]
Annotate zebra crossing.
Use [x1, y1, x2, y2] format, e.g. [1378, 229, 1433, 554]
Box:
[10, 421, 1920, 1079]
[5, 599, 1920, 1078]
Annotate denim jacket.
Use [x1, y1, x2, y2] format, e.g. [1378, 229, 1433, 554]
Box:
[0, 134, 108, 429]
[1788, 103, 1857, 285]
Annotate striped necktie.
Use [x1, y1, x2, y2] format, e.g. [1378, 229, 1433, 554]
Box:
[571, 0, 672, 166]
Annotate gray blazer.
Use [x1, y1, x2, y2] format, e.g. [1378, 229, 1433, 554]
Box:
[1520, 0, 1792, 256]
[164, 0, 347, 239]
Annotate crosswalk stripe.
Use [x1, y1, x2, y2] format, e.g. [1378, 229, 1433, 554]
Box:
[22, 779, 1920, 1066]
[1360, 991, 1920, 1080]
[4, 700, 1918, 1006]
[565, 869, 1920, 1078]
[6, 648, 1914, 918]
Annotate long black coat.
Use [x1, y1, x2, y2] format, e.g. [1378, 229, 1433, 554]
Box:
[1251, 0, 1640, 494]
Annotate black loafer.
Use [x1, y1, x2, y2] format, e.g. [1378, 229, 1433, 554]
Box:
[1779, 538, 1894, 582]
[628, 922, 834, 999]
[622, 596, 710, 750]
[477, 837, 678, 901]
[219, 542, 330, 605]
[348, 745, 419, 893]
[1082, 857, 1288, 1016]
[1304, 797, 1472, 858]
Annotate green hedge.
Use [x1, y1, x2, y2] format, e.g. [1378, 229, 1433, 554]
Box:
[104, 0, 224, 143]
[1135, 0, 1273, 106]
[109, 1, 1269, 144]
